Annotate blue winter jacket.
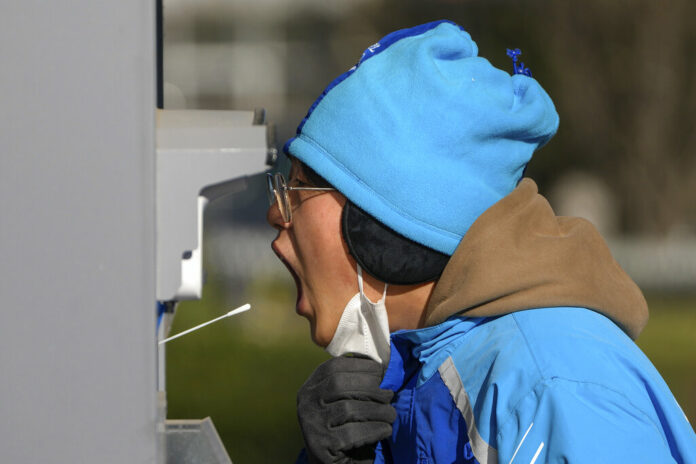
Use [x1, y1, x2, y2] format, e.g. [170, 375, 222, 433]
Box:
[374, 307, 696, 463]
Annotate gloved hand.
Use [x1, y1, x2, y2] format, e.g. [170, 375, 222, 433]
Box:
[297, 356, 396, 464]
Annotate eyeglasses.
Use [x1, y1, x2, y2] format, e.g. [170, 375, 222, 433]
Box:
[266, 172, 336, 223]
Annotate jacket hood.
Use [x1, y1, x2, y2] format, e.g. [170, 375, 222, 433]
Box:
[423, 178, 648, 339]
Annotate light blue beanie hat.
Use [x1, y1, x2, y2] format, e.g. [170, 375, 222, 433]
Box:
[285, 20, 559, 255]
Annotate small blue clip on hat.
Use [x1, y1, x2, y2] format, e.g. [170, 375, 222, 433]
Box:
[506, 48, 533, 77]
[286, 20, 559, 256]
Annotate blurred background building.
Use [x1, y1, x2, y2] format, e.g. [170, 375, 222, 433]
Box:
[161, 1, 696, 462]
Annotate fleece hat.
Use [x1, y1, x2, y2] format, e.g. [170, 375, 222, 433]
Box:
[285, 20, 559, 255]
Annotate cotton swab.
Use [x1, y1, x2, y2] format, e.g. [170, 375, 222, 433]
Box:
[158, 303, 251, 345]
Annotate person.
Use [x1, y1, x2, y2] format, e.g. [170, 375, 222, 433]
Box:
[266, 20, 696, 463]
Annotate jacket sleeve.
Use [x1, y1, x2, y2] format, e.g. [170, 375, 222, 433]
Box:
[495, 378, 678, 463]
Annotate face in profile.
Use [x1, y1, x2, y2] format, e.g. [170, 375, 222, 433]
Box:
[266, 160, 358, 346]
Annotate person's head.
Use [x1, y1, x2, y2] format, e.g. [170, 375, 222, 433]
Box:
[268, 20, 559, 345]
[267, 158, 440, 346]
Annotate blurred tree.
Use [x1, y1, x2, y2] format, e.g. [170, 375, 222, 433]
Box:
[546, 0, 696, 235]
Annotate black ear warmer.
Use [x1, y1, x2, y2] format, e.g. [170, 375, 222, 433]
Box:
[341, 201, 450, 285]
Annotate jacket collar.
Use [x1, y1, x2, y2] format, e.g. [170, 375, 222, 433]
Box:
[381, 316, 491, 390]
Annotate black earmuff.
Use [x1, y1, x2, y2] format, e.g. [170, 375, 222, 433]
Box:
[341, 201, 449, 285]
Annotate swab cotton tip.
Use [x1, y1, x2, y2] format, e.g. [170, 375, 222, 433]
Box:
[226, 303, 251, 317]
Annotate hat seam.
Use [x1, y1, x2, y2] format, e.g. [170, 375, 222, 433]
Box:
[295, 133, 463, 243]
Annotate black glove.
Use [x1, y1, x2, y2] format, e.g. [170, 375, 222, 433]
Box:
[297, 356, 396, 464]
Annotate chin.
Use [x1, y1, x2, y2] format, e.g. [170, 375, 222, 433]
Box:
[309, 322, 331, 348]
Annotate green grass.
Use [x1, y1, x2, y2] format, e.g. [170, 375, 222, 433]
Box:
[165, 278, 329, 463]
[166, 281, 696, 462]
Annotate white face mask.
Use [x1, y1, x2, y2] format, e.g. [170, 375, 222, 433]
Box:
[325, 264, 391, 367]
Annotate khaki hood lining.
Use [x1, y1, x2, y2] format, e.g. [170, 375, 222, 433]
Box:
[424, 178, 648, 339]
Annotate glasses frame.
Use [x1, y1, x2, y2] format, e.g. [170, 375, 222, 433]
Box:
[266, 172, 335, 223]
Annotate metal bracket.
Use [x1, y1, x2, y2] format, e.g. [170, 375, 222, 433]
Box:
[156, 109, 272, 301]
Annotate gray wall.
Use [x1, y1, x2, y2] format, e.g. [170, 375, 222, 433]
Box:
[0, 2, 158, 462]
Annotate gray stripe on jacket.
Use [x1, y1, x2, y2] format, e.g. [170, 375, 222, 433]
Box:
[438, 356, 499, 464]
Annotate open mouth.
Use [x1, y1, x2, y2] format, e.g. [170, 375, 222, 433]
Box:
[271, 243, 303, 311]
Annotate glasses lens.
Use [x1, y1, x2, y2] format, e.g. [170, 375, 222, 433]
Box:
[266, 173, 276, 206]
[274, 173, 291, 222]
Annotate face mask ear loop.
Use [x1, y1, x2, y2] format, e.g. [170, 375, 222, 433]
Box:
[357, 263, 365, 294]
[357, 264, 388, 304]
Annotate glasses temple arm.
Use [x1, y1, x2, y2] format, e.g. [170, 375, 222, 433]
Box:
[286, 187, 336, 192]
